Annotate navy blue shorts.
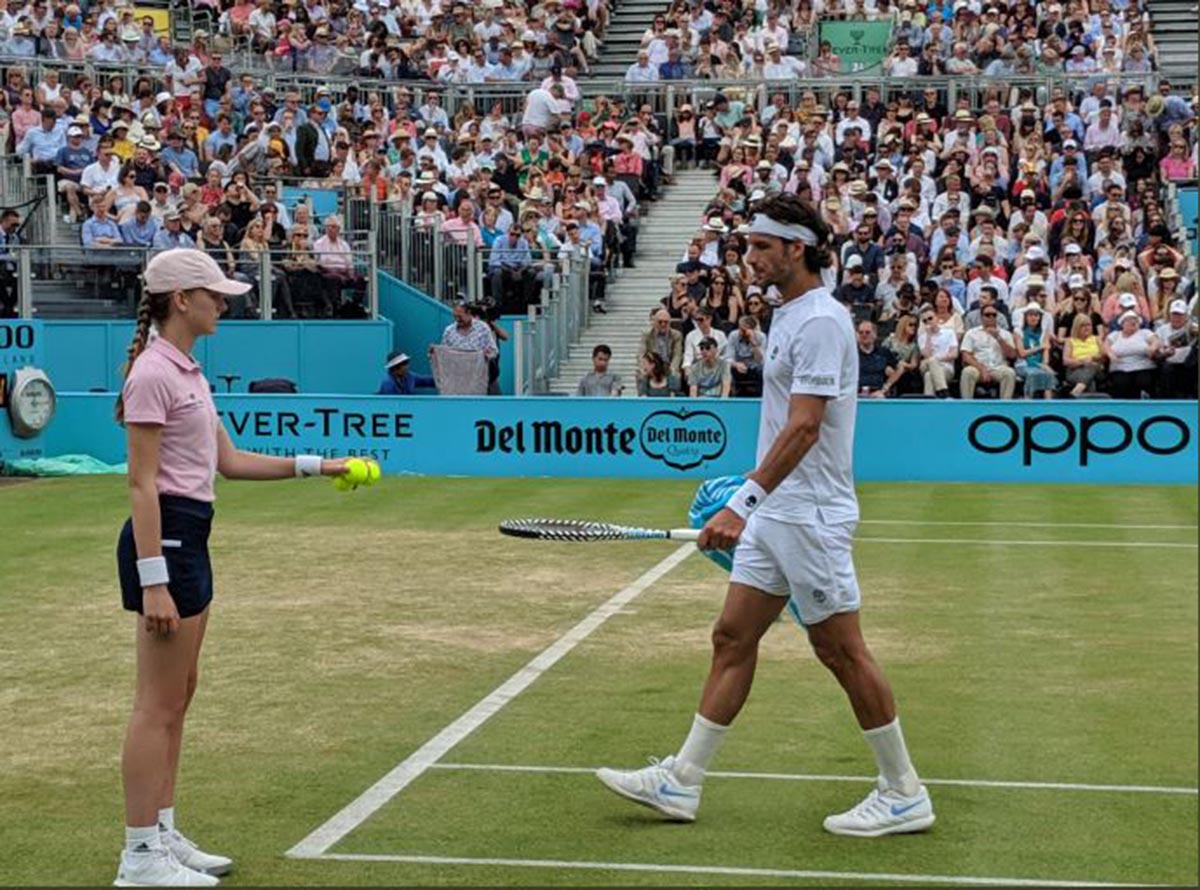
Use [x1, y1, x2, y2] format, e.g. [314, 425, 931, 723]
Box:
[117, 495, 215, 619]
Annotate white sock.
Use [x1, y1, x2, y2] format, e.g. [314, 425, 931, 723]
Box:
[157, 807, 175, 833]
[863, 717, 921, 797]
[673, 713, 729, 785]
[125, 824, 162, 855]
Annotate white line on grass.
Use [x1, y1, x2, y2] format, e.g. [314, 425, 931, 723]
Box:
[859, 519, 1197, 531]
[430, 762, 1199, 796]
[286, 543, 695, 860]
[316, 852, 1164, 887]
[856, 536, 1197, 549]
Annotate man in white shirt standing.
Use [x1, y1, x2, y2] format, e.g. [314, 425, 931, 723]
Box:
[597, 194, 934, 838]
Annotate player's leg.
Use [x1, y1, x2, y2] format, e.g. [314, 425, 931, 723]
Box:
[784, 522, 933, 838]
[157, 606, 233, 878]
[118, 616, 218, 887]
[595, 522, 788, 822]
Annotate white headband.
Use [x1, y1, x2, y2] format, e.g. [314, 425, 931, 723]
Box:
[748, 215, 819, 245]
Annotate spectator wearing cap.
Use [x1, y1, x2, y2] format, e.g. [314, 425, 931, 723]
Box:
[160, 129, 200, 180]
[960, 305, 1017, 399]
[1156, 301, 1198, 398]
[488, 224, 539, 315]
[55, 125, 95, 222]
[1104, 309, 1160, 398]
[836, 255, 880, 323]
[682, 305, 727, 370]
[687, 334, 731, 399]
[1101, 288, 1152, 330]
[152, 206, 195, 250]
[377, 351, 435, 396]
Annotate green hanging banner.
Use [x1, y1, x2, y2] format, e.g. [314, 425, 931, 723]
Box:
[818, 20, 894, 73]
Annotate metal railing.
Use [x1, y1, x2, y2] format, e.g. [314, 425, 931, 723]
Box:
[513, 251, 591, 395]
[3, 241, 377, 321]
[363, 204, 591, 392]
[2, 50, 1190, 122]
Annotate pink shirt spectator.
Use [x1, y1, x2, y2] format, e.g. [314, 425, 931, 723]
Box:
[440, 217, 484, 246]
[1159, 155, 1194, 182]
[11, 106, 41, 143]
[121, 336, 219, 503]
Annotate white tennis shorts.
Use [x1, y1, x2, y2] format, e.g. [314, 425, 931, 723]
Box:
[729, 513, 861, 626]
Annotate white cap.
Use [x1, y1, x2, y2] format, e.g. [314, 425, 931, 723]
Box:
[1169, 299, 1188, 315]
[1023, 303, 1044, 316]
[67, 126, 84, 136]
[704, 216, 727, 232]
[1063, 139, 1078, 149]
[1025, 275, 1045, 288]
[1118, 292, 1137, 308]
[1064, 242, 1082, 255]
[1025, 246, 1046, 262]
[592, 176, 606, 186]
[1119, 309, 1141, 323]
[386, 351, 411, 369]
[1068, 274, 1086, 289]
[846, 255, 864, 270]
[143, 249, 252, 296]
[155, 91, 172, 105]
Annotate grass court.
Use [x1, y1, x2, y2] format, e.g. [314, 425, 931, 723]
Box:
[0, 476, 1195, 886]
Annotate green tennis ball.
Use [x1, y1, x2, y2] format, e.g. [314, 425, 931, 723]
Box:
[344, 458, 369, 486]
[333, 475, 355, 492]
[366, 460, 382, 485]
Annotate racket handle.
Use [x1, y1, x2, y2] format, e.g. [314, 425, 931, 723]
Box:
[667, 529, 702, 541]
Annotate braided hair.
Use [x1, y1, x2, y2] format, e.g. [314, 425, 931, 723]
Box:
[113, 286, 174, 423]
[748, 193, 835, 274]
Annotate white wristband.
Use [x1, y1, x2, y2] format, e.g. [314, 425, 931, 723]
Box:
[726, 479, 768, 520]
[295, 454, 323, 478]
[137, 556, 170, 588]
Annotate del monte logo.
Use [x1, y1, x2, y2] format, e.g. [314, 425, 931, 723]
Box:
[639, 409, 728, 471]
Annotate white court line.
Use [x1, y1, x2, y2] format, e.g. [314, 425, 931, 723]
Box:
[430, 762, 1199, 796]
[860, 519, 1197, 531]
[286, 543, 695, 859]
[316, 852, 1165, 887]
[857, 536, 1197, 549]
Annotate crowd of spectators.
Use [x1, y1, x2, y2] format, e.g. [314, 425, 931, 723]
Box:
[577, 74, 1197, 401]
[0, 0, 674, 320]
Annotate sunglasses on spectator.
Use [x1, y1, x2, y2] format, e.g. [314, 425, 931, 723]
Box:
[982, 311, 998, 317]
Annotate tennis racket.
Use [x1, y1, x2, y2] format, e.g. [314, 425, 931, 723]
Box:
[499, 518, 701, 542]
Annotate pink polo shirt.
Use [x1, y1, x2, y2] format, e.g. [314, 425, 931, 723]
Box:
[122, 336, 220, 503]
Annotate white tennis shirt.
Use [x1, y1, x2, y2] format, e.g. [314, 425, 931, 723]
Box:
[756, 285, 860, 526]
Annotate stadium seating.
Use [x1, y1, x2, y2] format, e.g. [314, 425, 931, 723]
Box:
[0, 0, 1195, 399]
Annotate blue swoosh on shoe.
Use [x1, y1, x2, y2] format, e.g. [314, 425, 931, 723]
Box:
[890, 799, 923, 817]
[658, 782, 699, 799]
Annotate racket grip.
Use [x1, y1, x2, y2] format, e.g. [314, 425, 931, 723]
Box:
[667, 529, 702, 541]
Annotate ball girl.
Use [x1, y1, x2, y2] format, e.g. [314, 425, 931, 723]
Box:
[113, 249, 353, 886]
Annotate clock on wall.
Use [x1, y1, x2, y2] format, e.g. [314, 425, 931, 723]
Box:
[7, 367, 56, 439]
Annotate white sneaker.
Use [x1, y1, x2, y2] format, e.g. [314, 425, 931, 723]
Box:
[823, 778, 935, 838]
[113, 846, 220, 887]
[595, 755, 701, 822]
[161, 830, 233, 877]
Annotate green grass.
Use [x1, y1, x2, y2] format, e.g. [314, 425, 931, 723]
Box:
[0, 477, 1195, 886]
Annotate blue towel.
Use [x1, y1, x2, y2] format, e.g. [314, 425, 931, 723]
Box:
[688, 475, 745, 572]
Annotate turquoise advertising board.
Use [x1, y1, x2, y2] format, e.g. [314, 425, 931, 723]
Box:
[15, 395, 1198, 485]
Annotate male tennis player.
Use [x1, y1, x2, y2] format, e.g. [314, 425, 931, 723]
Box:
[596, 194, 934, 837]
